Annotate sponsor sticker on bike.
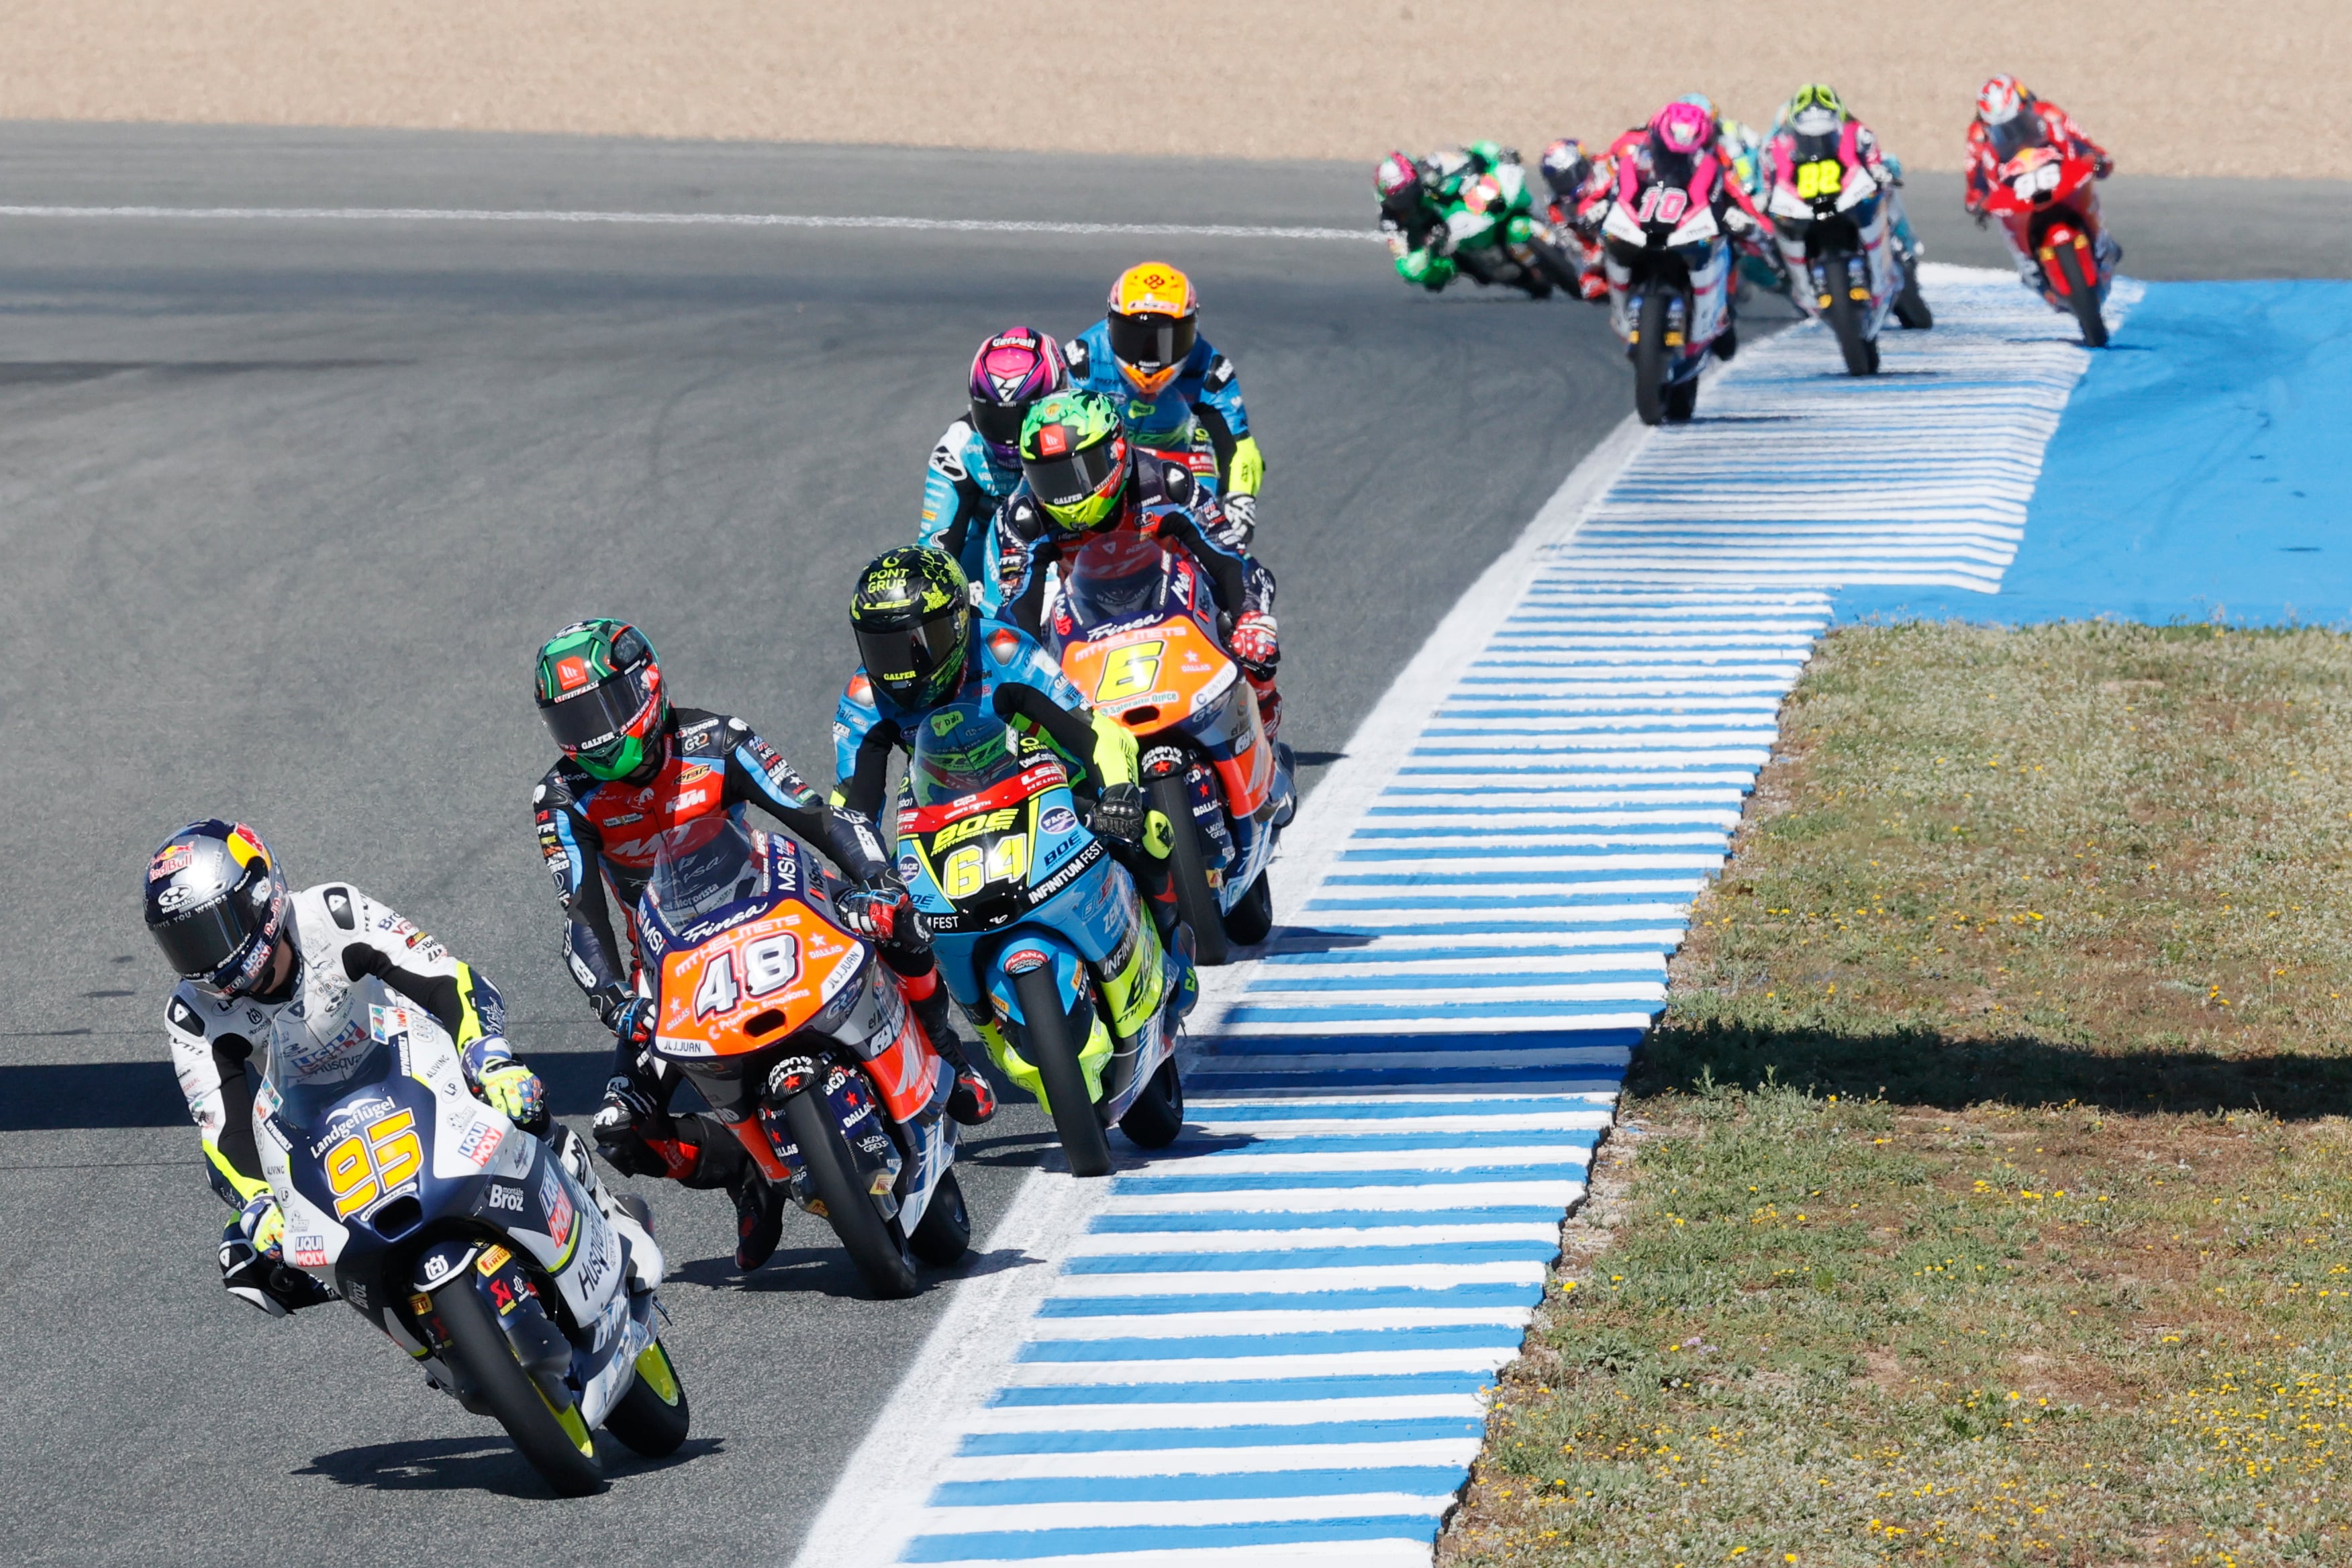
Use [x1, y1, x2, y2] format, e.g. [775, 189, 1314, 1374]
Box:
[456, 1118, 505, 1169]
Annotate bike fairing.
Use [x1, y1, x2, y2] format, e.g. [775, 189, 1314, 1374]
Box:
[1964, 85, 2117, 289]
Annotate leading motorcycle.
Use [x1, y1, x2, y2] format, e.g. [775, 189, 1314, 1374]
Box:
[1981, 145, 2114, 347]
[634, 818, 969, 1299]
[1602, 168, 1736, 424]
[255, 976, 687, 1496]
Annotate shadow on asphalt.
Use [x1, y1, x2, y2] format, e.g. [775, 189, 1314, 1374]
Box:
[671, 1241, 1048, 1296]
[0, 1053, 618, 1130]
[1636, 1018, 2352, 1118]
[295, 1434, 721, 1495]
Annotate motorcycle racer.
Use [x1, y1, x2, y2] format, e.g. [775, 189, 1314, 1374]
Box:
[1377, 150, 1459, 293]
[1535, 138, 1612, 301]
[832, 546, 1198, 966]
[918, 327, 1069, 611]
[530, 618, 995, 1273]
[1065, 262, 1266, 543]
[145, 819, 546, 1317]
[995, 389, 1287, 756]
[1965, 75, 2117, 284]
[1617, 99, 1777, 359]
[1766, 83, 1924, 273]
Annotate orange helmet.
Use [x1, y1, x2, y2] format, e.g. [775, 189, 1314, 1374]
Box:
[1105, 262, 1198, 398]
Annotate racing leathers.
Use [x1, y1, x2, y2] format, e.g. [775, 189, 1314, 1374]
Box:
[918, 415, 1023, 612]
[1380, 175, 1457, 292]
[995, 446, 1284, 744]
[1066, 320, 1263, 538]
[534, 706, 989, 1267]
[832, 617, 1186, 946]
[166, 883, 538, 1314]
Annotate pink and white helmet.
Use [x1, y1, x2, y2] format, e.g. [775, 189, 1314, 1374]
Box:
[1649, 99, 1715, 158]
[967, 326, 1069, 462]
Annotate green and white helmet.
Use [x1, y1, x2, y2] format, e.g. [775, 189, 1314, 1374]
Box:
[534, 619, 668, 781]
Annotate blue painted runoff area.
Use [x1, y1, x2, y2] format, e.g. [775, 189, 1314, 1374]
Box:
[1839, 279, 2352, 627]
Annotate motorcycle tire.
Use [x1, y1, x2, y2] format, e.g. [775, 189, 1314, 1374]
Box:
[908, 1169, 971, 1266]
[2057, 243, 2108, 347]
[783, 1089, 919, 1299]
[1632, 289, 1670, 427]
[1013, 965, 1114, 1178]
[1893, 275, 1934, 330]
[1663, 377, 1699, 424]
[1118, 1057, 1186, 1150]
[434, 1273, 607, 1496]
[1222, 869, 1273, 947]
[1824, 256, 1877, 377]
[602, 1337, 691, 1457]
[1148, 774, 1229, 967]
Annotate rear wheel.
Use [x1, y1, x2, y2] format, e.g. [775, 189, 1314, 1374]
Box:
[908, 1169, 971, 1265]
[782, 1089, 918, 1299]
[2056, 243, 2108, 346]
[434, 1276, 605, 1496]
[1118, 1057, 1186, 1150]
[1013, 965, 1114, 1178]
[1824, 255, 1877, 375]
[603, 1337, 690, 1457]
[1893, 272, 1933, 329]
[1221, 869, 1273, 947]
[1148, 773, 1229, 967]
[1632, 288, 1669, 426]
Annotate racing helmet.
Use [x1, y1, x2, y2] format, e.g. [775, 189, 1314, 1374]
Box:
[1675, 93, 1720, 136]
[1374, 151, 1421, 207]
[1976, 75, 2027, 126]
[850, 546, 974, 710]
[967, 326, 1068, 465]
[1020, 389, 1129, 535]
[1538, 138, 1594, 201]
[144, 820, 289, 995]
[1787, 83, 1845, 138]
[1104, 262, 1198, 398]
[1649, 99, 1714, 158]
[535, 619, 669, 782]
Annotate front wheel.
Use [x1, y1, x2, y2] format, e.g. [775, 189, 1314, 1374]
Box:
[908, 1169, 971, 1266]
[1148, 773, 1229, 967]
[1118, 1057, 1186, 1150]
[1823, 255, 1877, 375]
[603, 1338, 690, 1457]
[1663, 376, 1698, 424]
[1012, 965, 1114, 1178]
[1632, 288, 1669, 426]
[782, 1089, 919, 1299]
[2055, 242, 2108, 347]
[1222, 869, 1273, 947]
[434, 1275, 605, 1496]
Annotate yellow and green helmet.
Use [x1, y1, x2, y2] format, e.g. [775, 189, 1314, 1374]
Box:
[534, 619, 668, 781]
[850, 546, 974, 709]
[1786, 83, 1846, 136]
[1019, 389, 1130, 534]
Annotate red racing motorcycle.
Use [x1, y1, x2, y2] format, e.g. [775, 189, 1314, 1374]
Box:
[1981, 146, 2114, 347]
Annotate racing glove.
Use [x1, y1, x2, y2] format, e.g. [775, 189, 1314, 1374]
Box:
[1228, 435, 1266, 497]
[2094, 155, 2114, 179]
[238, 1193, 285, 1257]
[1218, 491, 1259, 548]
[219, 1224, 335, 1317]
[839, 877, 914, 942]
[595, 986, 655, 1047]
[477, 1063, 546, 1125]
[1228, 611, 1280, 678]
[1090, 781, 1146, 848]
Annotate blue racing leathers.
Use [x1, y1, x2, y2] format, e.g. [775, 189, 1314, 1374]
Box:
[1066, 321, 1263, 499]
[918, 415, 1023, 611]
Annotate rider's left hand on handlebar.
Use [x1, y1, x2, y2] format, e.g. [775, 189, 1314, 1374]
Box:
[839, 878, 913, 942]
[238, 1193, 286, 1258]
[478, 1063, 547, 1125]
[1090, 782, 1146, 848]
[1229, 611, 1279, 677]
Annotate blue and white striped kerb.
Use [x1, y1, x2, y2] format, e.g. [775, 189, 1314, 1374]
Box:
[881, 265, 2122, 1567]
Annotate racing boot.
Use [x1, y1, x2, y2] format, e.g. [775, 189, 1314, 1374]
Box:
[905, 973, 996, 1126]
[686, 1130, 784, 1272]
[1163, 920, 1200, 1027]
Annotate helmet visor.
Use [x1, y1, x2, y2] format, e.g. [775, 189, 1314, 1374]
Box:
[540, 665, 656, 755]
[1023, 439, 1125, 520]
[970, 394, 1034, 452]
[152, 895, 254, 981]
[1986, 113, 2035, 164]
[856, 606, 967, 701]
[1106, 312, 1196, 375]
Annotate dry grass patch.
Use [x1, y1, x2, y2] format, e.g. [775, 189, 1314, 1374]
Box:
[1442, 622, 2352, 1567]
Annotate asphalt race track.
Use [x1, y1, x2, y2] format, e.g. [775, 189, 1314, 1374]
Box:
[0, 124, 2342, 1565]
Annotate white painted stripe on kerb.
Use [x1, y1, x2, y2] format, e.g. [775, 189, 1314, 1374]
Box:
[0, 203, 1380, 244]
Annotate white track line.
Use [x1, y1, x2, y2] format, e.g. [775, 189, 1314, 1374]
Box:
[0, 204, 1379, 243]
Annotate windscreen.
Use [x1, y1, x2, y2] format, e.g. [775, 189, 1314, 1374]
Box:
[908, 700, 1028, 807]
[645, 816, 767, 926]
[1063, 530, 1170, 629]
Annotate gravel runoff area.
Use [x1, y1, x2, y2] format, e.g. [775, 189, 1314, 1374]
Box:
[0, 0, 2342, 178]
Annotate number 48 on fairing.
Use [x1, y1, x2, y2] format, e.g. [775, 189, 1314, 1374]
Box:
[692, 933, 801, 1018]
